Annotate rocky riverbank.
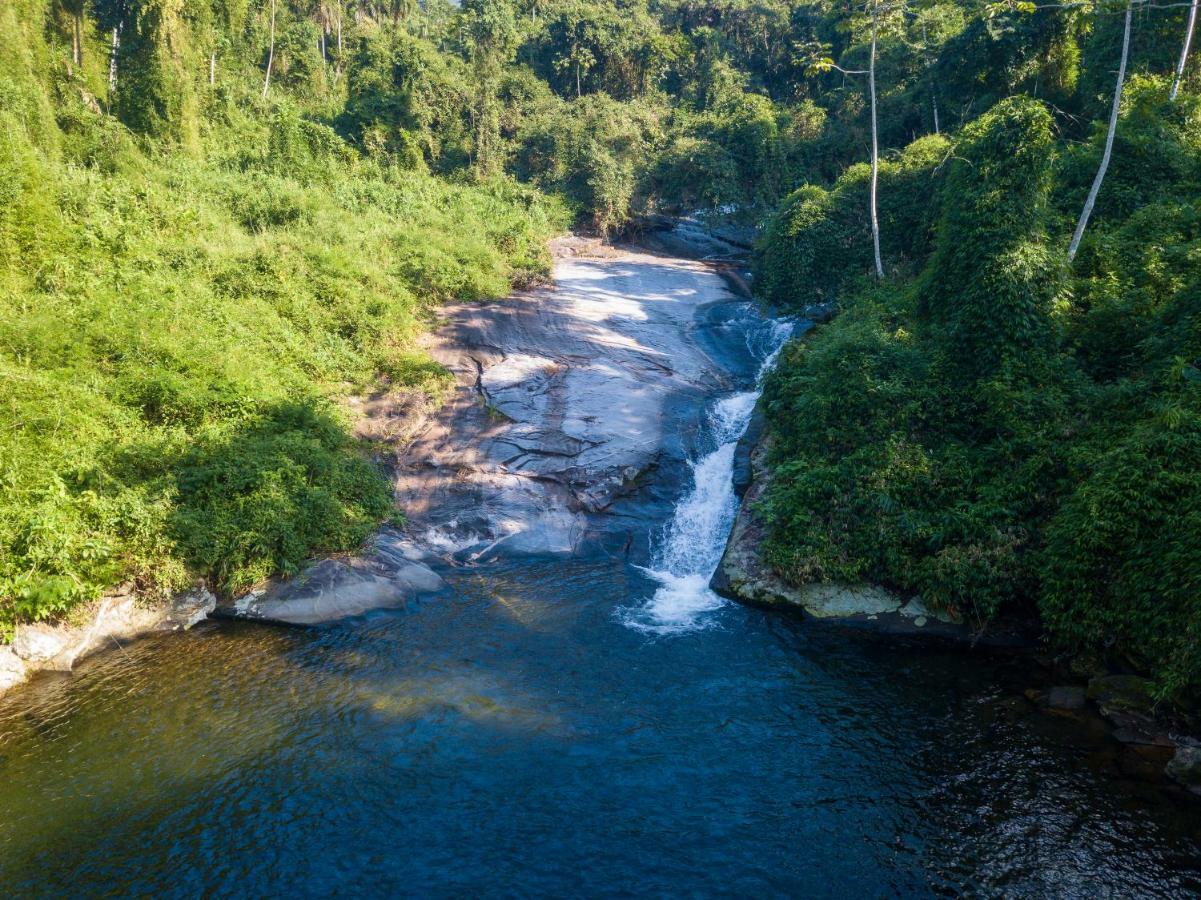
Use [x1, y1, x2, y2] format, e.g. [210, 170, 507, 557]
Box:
[0, 235, 760, 696]
[710, 358, 1201, 798]
[390, 235, 760, 565]
[0, 587, 215, 696]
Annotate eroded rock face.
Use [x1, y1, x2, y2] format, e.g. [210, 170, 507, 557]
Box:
[395, 247, 753, 562]
[0, 587, 217, 698]
[219, 531, 446, 626]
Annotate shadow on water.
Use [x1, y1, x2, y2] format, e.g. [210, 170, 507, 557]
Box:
[4, 259, 1200, 896]
[1, 558, 1200, 896]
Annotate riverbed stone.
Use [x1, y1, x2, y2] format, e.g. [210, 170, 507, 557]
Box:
[12, 623, 72, 664]
[1087, 674, 1156, 713]
[1165, 745, 1201, 788]
[0, 647, 28, 692]
[226, 556, 445, 626]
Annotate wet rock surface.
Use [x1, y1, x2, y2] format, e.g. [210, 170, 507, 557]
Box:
[0, 587, 215, 696]
[216, 529, 447, 626]
[393, 242, 756, 563]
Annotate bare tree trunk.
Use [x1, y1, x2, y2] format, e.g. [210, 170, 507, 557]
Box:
[921, 21, 939, 135]
[1069, 0, 1132, 262]
[1171, 0, 1198, 101]
[209, 50, 216, 86]
[576, 59, 582, 98]
[73, 7, 83, 68]
[262, 0, 277, 100]
[335, 13, 343, 81]
[868, 0, 884, 279]
[108, 23, 121, 93]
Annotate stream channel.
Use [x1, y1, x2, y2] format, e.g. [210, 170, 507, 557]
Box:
[0, 245, 1199, 896]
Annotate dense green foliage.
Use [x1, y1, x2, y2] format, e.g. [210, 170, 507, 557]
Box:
[2, 0, 1200, 707]
[758, 15, 1201, 703]
[0, 0, 564, 635]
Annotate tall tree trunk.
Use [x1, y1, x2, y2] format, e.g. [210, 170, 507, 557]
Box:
[262, 0, 277, 100]
[868, 0, 884, 279]
[73, 5, 83, 68]
[108, 22, 121, 94]
[1171, 0, 1199, 101]
[1069, 0, 1132, 262]
[335, 13, 343, 81]
[576, 58, 582, 98]
[922, 21, 939, 135]
[209, 50, 216, 86]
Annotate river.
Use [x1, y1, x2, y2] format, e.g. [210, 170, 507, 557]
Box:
[0, 247, 1198, 896]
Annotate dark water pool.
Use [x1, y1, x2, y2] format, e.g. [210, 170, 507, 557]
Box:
[1, 559, 1199, 897]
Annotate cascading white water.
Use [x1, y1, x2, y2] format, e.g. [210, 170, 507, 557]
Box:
[623, 317, 794, 634]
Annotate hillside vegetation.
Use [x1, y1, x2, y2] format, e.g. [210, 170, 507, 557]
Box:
[2, 0, 1199, 707]
[754, 11, 1201, 704]
[0, 0, 565, 636]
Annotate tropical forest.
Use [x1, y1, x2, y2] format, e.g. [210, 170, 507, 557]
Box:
[1, 0, 1200, 893]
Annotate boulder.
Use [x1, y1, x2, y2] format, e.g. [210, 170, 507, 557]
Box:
[166, 588, 218, 630]
[12, 623, 71, 664]
[1087, 674, 1156, 714]
[1165, 745, 1201, 788]
[1045, 685, 1087, 711]
[227, 556, 445, 626]
[0, 647, 28, 693]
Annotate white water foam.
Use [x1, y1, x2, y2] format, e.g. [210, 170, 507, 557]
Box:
[623, 318, 794, 635]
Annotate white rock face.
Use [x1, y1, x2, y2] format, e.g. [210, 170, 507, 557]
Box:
[0, 587, 216, 699]
[0, 648, 28, 693]
[394, 248, 742, 560]
[223, 544, 446, 626]
[12, 624, 72, 664]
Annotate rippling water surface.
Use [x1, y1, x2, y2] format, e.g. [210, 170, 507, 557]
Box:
[1, 559, 1199, 896]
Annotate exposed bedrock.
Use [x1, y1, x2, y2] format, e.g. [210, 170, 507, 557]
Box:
[395, 243, 763, 564]
[216, 242, 764, 627]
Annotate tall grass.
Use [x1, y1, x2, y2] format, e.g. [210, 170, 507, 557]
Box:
[0, 74, 567, 637]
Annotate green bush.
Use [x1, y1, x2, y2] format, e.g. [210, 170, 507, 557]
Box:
[755, 133, 950, 307]
[0, 10, 562, 636]
[760, 99, 1070, 629]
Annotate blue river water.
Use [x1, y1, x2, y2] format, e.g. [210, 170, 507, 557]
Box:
[1, 557, 1199, 897]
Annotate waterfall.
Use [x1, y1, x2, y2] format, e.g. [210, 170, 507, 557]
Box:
[623, 317, 794, 634]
